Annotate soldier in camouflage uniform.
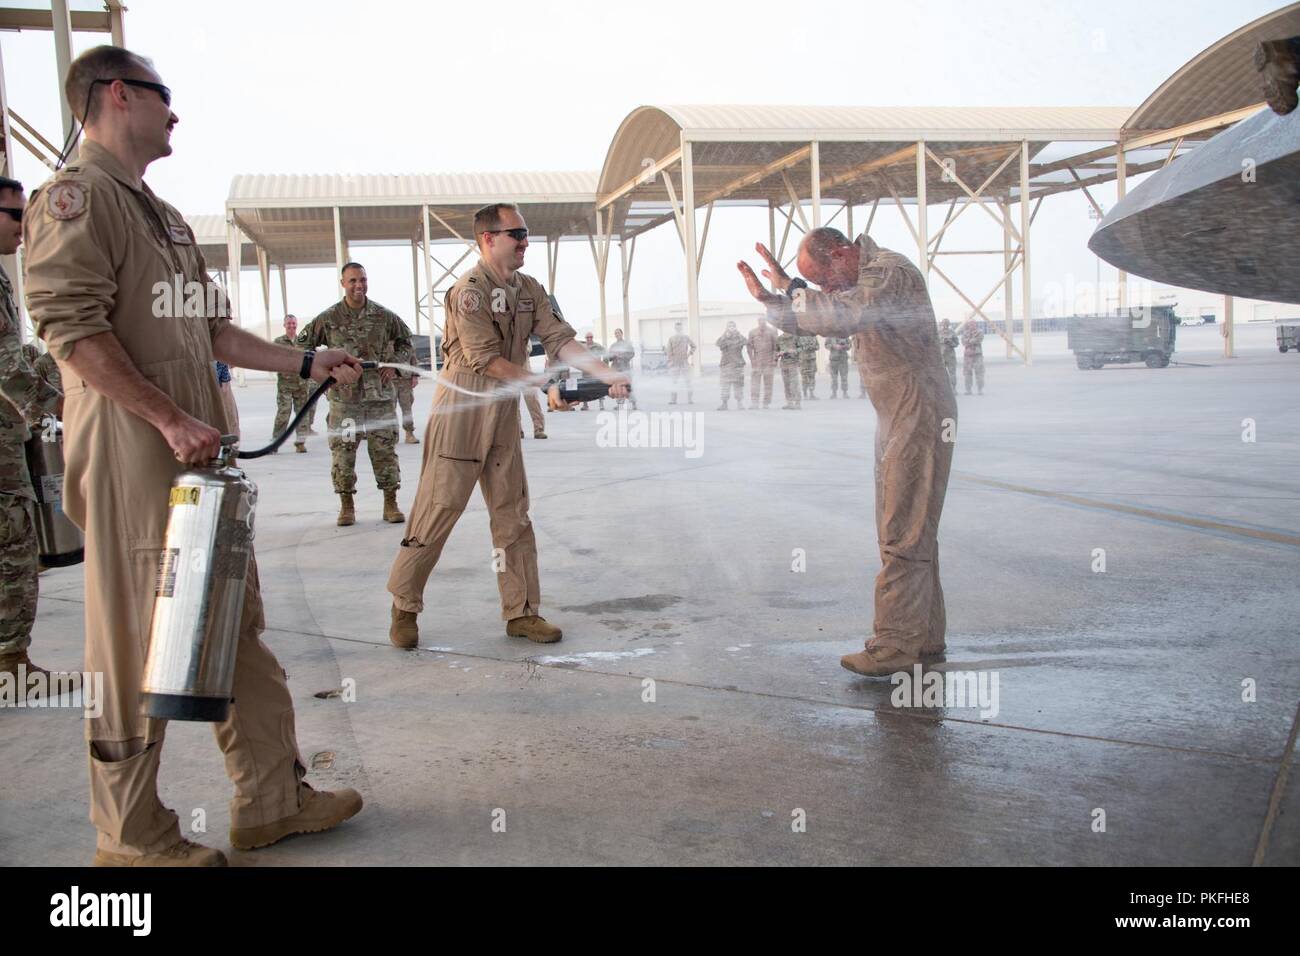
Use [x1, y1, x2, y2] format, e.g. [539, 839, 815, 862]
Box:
[798, 332, 820, 399]
[715, 320, 747, 410]
[776, 327, 802, 409]
[272, 314, 311, 452]
[826, 335, 851, 398]
[666, 322, 696, 404]
[394, 368, 418, 442]
[852, 331, 869, 398]
[607, 328, 637, 411]
[0, 176, 64, 689]
[938, 319, 959, 392]
[298, 263, 413, 526]
[960, 319, 985, 395]
[579, 331, 606, 410]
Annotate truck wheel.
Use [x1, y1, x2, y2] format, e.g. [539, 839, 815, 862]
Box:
[1280, 345, 1288, 353]
[1076, 355, 1096, 370]
[1145, 353, 1162, 368]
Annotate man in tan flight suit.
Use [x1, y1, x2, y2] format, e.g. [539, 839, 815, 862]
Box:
[23, 46, 365, 866]
[739, 228, 957, 678]
[387, 203, 628, 648]
[746, 316, 777, 409]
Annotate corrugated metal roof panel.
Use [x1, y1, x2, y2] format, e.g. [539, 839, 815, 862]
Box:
[228, 171, 600, 205]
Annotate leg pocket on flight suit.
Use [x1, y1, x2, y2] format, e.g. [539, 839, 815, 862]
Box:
[431, 454, 482, 511]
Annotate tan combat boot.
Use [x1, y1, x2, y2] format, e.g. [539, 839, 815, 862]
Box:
[229, 785, 363, 851]
[93, 837, 227, 867]
[382, 489, 405, 523]
[337, 493, 355, 527]
[294, 441, 306, 453]
[840, 645, 920, 678]
[389, 605, 418, 649]
[534, 428, 547, 439]
[506, 615, 563, 644]
[403, 430, 419, 444]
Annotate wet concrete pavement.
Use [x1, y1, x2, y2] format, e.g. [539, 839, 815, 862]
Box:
[3, 324, 1297, 865]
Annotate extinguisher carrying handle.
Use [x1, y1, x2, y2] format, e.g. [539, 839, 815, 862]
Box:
[237, 361, 378, 460]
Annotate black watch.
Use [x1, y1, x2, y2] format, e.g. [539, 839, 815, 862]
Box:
[785, 277, 808, 297]
[299, 350, 315, 380]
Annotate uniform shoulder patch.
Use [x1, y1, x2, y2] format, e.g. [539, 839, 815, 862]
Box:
[47, 182, 89, 220]
[458, 287, 483, 313]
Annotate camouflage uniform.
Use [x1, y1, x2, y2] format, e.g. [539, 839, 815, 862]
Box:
[961, 322, 985, 394]
[580, 341, 606, 410]
[852, 332, 869, 397]
[776, 330, 802, 409]
[715, 326, 747, 408]
[271, 333, 312, 444]
[0, 264, 61, 657]
[394, 373, 416, 437]
[607, 338, 637, 410]
[666, 332, 695, 403]
[746, 322, 777, 407]
[939, 324, 960, 391]
[298, 299, 412, 494]
[797, 333, 820, 398]
[826, 336, 852, 397]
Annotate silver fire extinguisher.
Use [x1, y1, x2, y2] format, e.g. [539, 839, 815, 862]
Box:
[140, 435, 256, 722]
[138, 368, 360, 721]
[23, 419, 84, 567]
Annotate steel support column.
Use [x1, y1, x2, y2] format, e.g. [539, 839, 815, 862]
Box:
[915, 140, 928, 285]
[1223, 296, 1235, 358]
[1019, 141, 1033, 365]
[50, 0, 75, 142]
[810, 141, 822, 228]
[1116, 144, 1127, 310]
[681, 138, 702, 373]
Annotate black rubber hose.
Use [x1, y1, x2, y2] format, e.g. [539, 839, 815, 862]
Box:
[237, 361, 377, 460]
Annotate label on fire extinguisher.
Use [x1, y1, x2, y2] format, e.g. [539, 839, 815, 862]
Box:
[169, 486, 201, 507]
[155, 548, 180, 597]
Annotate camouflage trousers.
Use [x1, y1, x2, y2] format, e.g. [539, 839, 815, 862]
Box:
[272, 379, 313, 441]
[800, 361, 817, 396]
[750, 366, 774, 406]
[327, 400, 401, 494]
[395, 380, 415, 433]
[719, 365, 744, 404]
[943, 352, 957, 391]
[963, 355, 985, 394]
[829, 359, 849, 395]
[779, 362, 801, 406]
[0, 495, 38, 656]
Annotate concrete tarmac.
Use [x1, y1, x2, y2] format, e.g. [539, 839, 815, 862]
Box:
[3, 323, 1297, 865]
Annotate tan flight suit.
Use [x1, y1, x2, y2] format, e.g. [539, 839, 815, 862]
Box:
[767, 234, 957, 658]
[521, 389, 545, 435]
[23, 140, 307, 857]
[387, 260, 576, 619]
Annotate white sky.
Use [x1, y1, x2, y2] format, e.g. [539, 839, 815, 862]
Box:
[2, 0, 1287, 337]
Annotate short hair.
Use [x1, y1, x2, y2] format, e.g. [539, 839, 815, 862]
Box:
[802, 227, 853, 266]
[64, 45, 156, 125]
[473, 202, 519, 237]
[341, 262, 365, 276]
[0, 176, 23, 196]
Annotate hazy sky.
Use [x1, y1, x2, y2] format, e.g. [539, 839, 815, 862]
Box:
[2, 0, 1285, 335]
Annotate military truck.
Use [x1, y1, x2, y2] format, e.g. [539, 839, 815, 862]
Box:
[1067, 306, 1178, 370]
[1277, 324, 1300, 353]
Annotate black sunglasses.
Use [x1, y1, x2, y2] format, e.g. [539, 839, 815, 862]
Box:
[484, 227, 528, 242]
[93, 77, 172, 107]
[0, 207, 21, 223]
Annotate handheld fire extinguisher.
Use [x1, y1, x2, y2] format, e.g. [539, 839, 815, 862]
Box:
[140, 363, 377, 721]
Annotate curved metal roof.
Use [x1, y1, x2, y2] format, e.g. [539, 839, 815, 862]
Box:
[598, 104, 1134, 201]
[1124, 2, 1300, 131]
[227, 171, 598, 207]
